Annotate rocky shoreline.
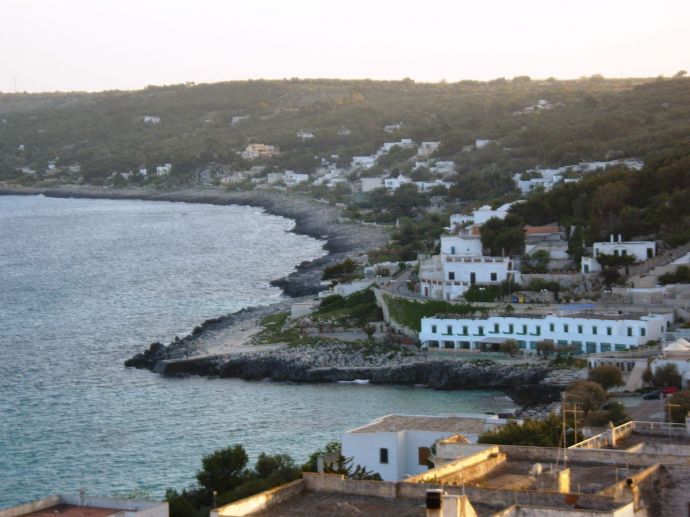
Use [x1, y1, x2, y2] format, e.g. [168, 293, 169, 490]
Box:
[126, 340, 563, 406]
[0, 184, 390, 296]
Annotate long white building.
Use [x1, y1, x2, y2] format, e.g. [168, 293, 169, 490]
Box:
[594, 234, 656, 261]
[419, 312, 671, 354]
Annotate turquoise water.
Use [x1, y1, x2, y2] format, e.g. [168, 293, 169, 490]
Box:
[0, 195, 514, 506]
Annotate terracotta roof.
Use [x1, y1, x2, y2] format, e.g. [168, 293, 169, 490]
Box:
[349, 415, 488, 434]
[524, 225, 561, 235]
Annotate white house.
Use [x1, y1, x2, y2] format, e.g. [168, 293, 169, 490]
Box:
[138, 166, 148, 176]
[383, 122, 404, 133]
[351, 156, 376, 169]
[417, 141, 440, 158]
[360, 176, 385, 192]
[156, 163, 172, 176]
[419, 225, 520, 300]
[415, 179, 451, 193]
[475, 139, 492, 149]
[297, 130, 314, 140]
[143, 115, 161, 124]
[341, 414, 516, 481]
[472, 202, 516, 225]
[384, 174, 411, 190]
[651, 338, 690, 388]
[593, 234, 656, 261]
[241, 143, 279, 160]
[419, 312, 671, 353]
[284, 170, 309, 187]
[581, 256, 602, 274]
[378, 139, 415, 156]
[430, 161, 456, 175]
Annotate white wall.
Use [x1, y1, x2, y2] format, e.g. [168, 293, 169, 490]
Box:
[441, 235, 483, 257]
[341, 432, 399, 481]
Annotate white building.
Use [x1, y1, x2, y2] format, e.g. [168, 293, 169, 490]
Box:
[417, 141, 440, 158]
[351, 156, 376, 169]
[594, 234, 656, 261]
[383, 122, 404, 133]
[342, 414, 516, 481]
[297, 130, 314, 140]
[384, 174, 411, 190]
[143, 115, 161, 124]
[472, 202, 516, 225]
[138, 166, 148, 176]
[419, 226, 520, 300]
[430, 161, 456, 175]
[449, 213, 473, 229]
[581, 256, 602, 274]
[419, 312, 671, 353]
[284, 170, 309, 187]
[360, 176, 385, 192]
[266, 172, 284, 184]
[475, 139, 492, 148]
[156, 163, 172, 176]
[414, 179, 451, 193]
[378, 139, 415, 156]
[0, 494, 168, 517]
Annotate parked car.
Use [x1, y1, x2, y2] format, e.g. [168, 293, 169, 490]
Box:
[643, 391, 661, 400]
[662, 386, 679, 395]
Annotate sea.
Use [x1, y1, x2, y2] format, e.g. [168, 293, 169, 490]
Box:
[0, 195, 515, 507]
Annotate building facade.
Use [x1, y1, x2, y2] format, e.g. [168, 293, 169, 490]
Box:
[419, 313, 671, 353]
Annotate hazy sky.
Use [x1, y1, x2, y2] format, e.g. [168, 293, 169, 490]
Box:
[2, 0, 689, 93]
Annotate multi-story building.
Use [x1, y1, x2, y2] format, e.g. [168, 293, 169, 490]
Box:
[419, 225, 520, 300]
[241, 143, 279, 160]
[593, 234, 656, 261]
[419, 312, 671, 353]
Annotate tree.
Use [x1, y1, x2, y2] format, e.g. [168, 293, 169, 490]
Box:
[521, 250, 550, 274]
[478, 414, 580, 447]
[196, 444, 249, 495]
[322, 258, 359, 282]
[564, 380, 608, 415]
[536, 340, 556, 359]
[668, 390, 690, 423]
[642, 367, 654, 385]
[500, 339, 519, 357]
[480, 215, 525, 256]
[165, 490, 198, 517]
[588, 364, 624, 390]
[653, 363, 682, 388]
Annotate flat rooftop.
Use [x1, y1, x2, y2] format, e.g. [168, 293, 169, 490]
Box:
[468, 460, 643, 493]
[348, 414, 488, 434]
[21, 505, 121, 517]
[246, 491, 501, 517]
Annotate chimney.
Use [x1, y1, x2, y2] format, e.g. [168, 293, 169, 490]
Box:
[610, 234, 614, 243]
[618, 234, 622, 243]
[426, 489, 444, 517]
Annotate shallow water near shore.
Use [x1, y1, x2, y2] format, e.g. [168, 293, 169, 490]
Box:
[0, 195, 515, 506]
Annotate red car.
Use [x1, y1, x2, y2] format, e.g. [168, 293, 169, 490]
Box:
[661, 386, 679, 395]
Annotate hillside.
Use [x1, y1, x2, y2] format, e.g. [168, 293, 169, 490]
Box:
[1, 77, 689, 191]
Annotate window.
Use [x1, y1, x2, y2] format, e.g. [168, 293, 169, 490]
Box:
[592, 326, 598, 335]
[431, 325, 437, 333]
[418, 447, 430, 466]
[446, 325, 453, 335]
[549, 323, 555, 332]
[448, 272, 455, 280]
[450, 246, 456, 255]
[490, 272, 497, 281]
[627, 327, 633, 337]
[493, 323, 500, 333]
[534, 326, 541, 336]
[641, 328, 646, 337]
[477, 326, 484, 336]
[379, 448, 389, 464]
[577, 325, 583, 334]
[462, 325, 468, 335]
[563, 324, 569, 333]
[607, 327, 612, 336]
[508, 324, 514, 333]
[621, 250, 627, 256]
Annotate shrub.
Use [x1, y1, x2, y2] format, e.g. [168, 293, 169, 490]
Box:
[588, 364, 624, 390]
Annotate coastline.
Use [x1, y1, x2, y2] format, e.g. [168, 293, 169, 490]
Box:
[0, 184, 390, 296]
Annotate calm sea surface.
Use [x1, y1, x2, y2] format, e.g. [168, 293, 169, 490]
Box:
[0, 195, 514, 506]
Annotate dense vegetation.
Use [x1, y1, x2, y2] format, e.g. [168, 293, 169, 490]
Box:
[3, 77, 689, 200]
[384, 295, 484, 331]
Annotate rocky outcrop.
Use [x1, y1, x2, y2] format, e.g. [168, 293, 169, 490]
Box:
[146, 343, 562, 405]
